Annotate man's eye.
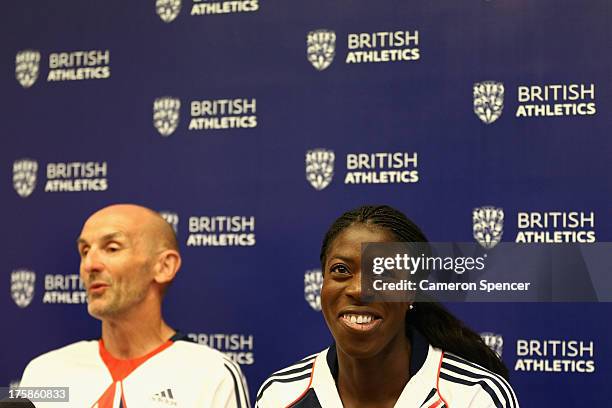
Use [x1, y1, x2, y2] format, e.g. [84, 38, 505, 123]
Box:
[106, 245, 120, 252]
[80, 248, 89, 257]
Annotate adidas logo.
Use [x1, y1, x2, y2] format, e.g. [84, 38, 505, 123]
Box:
[152, 388, 178, 406]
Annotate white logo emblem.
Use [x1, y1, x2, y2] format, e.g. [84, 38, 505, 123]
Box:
[159, 211, 179, 233]
[473, 81, 504, 124]
[307, 30, 336, 71]
[304, 269, 323, 311]
[13, 159, 38, 198]
[156, 0, 181, 23]
[481, 332, 504, 357]
[11, 269, 36, 308]
[153, 97, 181, 136]
[306, 149, 335, 190]
[473, 206, 504, 249]
[15, 50, 41, 88]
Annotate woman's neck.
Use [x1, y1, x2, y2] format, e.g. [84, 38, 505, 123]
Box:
[336, 334, 411, 408]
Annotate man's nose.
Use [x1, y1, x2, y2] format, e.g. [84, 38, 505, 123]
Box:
[81, 249, 103, 273]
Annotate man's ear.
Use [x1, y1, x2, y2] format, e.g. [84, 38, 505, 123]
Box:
[154, 249, 181, 285]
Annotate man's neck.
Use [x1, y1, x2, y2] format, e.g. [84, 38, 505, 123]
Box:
[101, 306, 175, 359]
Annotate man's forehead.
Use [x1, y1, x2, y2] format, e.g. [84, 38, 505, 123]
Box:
[80, 209, 146, 241]
[79, 223, 133, 243]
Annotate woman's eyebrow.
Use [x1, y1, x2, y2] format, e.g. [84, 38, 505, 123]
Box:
[328, 254, 354, 263]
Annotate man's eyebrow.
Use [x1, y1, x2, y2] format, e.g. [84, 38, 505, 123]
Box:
[77, 232, 127, 246]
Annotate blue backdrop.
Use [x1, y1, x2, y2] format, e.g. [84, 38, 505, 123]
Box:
[2, 0, 610, 405]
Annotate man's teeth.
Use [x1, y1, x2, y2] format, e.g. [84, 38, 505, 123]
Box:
[342, 314, 374, 324]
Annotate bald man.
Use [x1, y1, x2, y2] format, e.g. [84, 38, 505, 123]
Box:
[19, 204, 249, 408]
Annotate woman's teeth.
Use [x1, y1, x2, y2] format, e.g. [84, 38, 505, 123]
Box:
[341, 314, 374, 324]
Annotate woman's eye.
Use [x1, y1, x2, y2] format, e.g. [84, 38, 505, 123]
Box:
[330, 264, 349, 275]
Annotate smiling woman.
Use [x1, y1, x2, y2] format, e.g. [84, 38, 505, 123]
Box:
[256, 205, 519, 408]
